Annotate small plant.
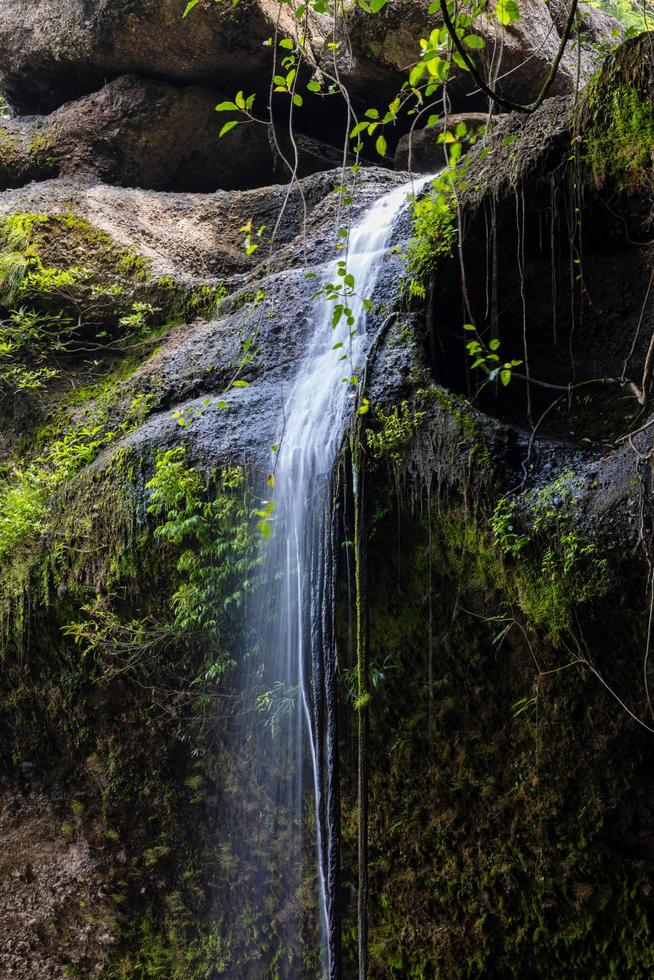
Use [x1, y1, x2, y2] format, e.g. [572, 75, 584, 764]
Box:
[366, 401, 427, 465]
[406, 172, 457, 297]
[146, 448, 257, 647]
[491, 470, 610, 639]
[464, 324, 522, 387]
[118, 301, 160, 334]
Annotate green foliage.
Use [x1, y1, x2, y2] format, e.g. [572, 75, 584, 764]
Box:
[146, 448, 256, 649]
[406, 172, 457, 297]
[491, 469, 610, 640]
[594, 0, 654, 32]
[0, 306, 73, 394]
[0, 468, 46, 565]
[579, 35, 654, 193]
[463, 323, 522, 387]
[0, 364, 162, 631]
[107, 918, 231, 979]
[366, 400, 427, 465]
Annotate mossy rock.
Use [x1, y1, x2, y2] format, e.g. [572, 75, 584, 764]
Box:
[0, 210, 184, 334]
[0, 121, 57, 188]
[577, 32, 654, 194]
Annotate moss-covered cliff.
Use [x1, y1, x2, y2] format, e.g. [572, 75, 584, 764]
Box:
[0, 11, 653, 980]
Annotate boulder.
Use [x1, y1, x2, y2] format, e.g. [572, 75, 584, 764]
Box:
[0, 76, 347, 193]
[0, 0, 326, 115]
[339, 0, 621, 109]
[394, 111, 491, 172]
[0, 166, 404, 290]
[550, 0, 623, 46]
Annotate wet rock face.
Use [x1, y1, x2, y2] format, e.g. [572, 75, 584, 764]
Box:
[0, 793, 114, 978]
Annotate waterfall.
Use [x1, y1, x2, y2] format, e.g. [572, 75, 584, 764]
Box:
[253, 173, 433, 976]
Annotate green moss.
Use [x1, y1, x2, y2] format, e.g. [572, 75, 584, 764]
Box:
[0, 211, 153, 320]
[583, 85, 654, 191]
[578, 34, 654, 193]
[27, 129, 55, 164]
[0, 128, 21, 167]
[338, 470, 654, 977]
[366, 400, 427, 465]
[490, 470, 610, 641]
[406, 174, 456, 298]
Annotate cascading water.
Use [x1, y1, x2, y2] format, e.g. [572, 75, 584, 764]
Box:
[253, 173, 433, 977]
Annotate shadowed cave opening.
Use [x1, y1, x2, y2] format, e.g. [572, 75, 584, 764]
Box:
[427, 179, 654, 444]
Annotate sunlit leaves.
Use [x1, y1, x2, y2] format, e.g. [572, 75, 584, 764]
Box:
[219, 119, 238, 139]
[239, 219, 266, 255]
[496, 0, 521, 25]
[356, 0, 390, 10]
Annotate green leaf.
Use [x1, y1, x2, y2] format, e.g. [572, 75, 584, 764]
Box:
[293, 93, 303, 107]
[427, 55, 449, 81]
[463, 33, 485, 49]
[235, 90, 246, 109]
[279, 37, 294, 49]
[375, 134, 387, 157]
[489, 338, 501, 350]
[349, 121, 368, 139]
[307, 80, 321, 93]
[183, 0, 200, 17]
[496, 0, 521, 25]
[501, 369, 512, 386]
[232, 379, 250, 388]
[409, 62, 426, 87]
[215, 101, 238, 112]
[449, 141, 462, 163]
[371, 0, 389, 10]
[219, 120, 238, 138]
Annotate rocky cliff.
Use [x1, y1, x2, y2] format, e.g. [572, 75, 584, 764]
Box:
[0, 1, 653, 977]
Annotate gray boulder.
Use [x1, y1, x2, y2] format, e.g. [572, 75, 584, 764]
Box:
[0, 0, 326, 114]
[0, 75, 347, 192]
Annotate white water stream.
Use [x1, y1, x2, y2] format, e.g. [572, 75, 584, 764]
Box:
[256, 174, 433, 976]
